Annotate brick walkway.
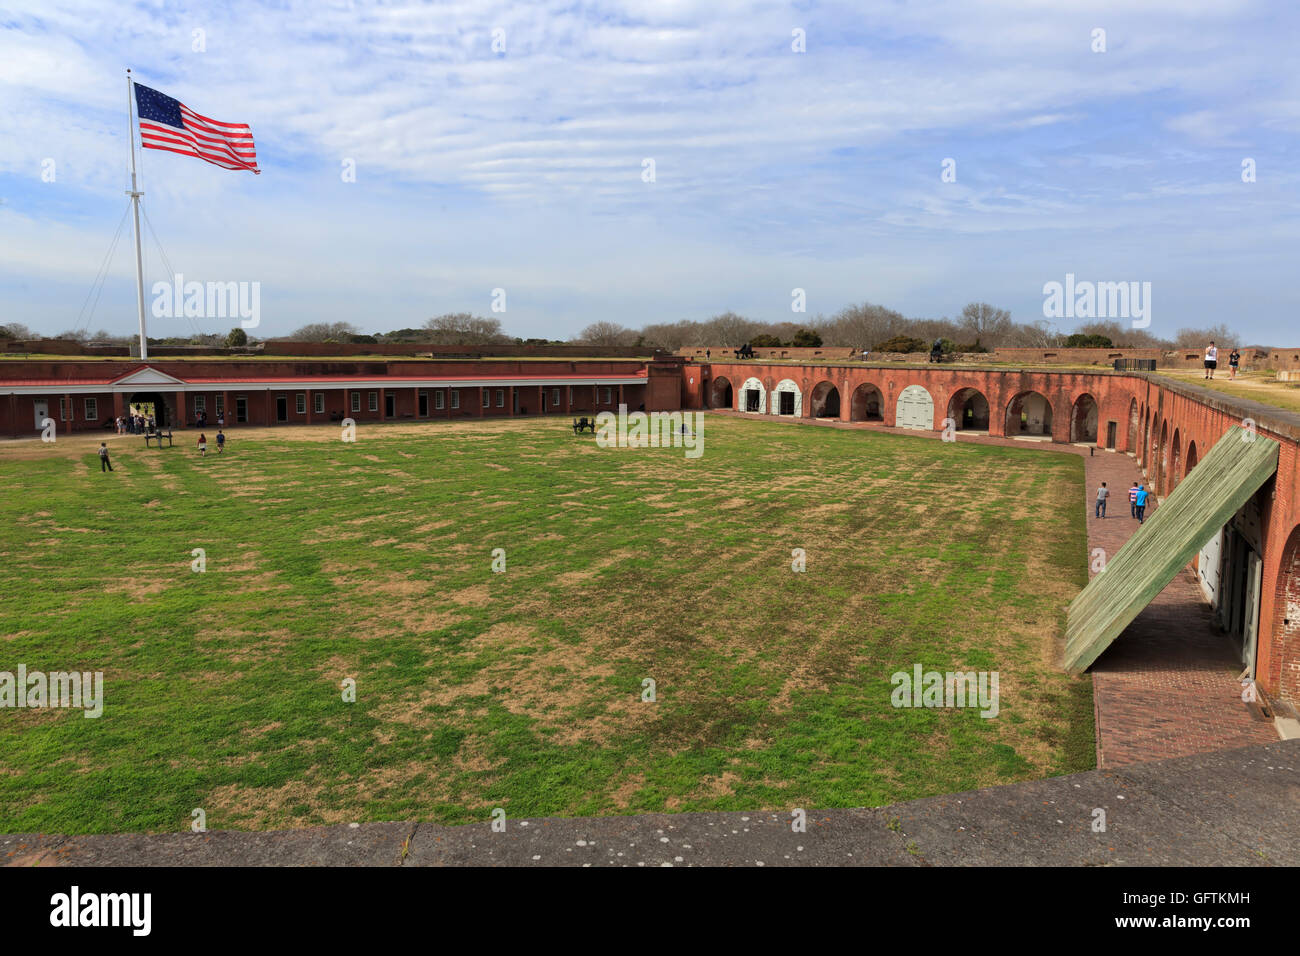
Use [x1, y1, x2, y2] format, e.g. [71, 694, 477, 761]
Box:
[712, 411, 1278, 766]
[1080, 451, 1278, 767]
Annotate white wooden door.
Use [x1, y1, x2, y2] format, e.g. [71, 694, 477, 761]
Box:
[895, 385, 934, 430]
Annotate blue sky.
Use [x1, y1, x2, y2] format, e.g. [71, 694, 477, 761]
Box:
[1, 0, 1297, 343]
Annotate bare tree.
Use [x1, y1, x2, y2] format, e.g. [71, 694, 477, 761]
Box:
[287, 321, 360, 342]
[819, 303, 907, 348]
[958, 302, 1013, 346]
[696, 312, 760, 347]
[0, 322, 35, 340]
[1174, 324, 1237, 349]
[640, 320, 697, 351]
[576, 321, 638, 346]
[423, 314, 509, 345]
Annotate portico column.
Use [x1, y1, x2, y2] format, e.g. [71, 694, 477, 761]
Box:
[221, 390, 230, 426]
[305, 389, 312, 426]
[175, 390, 185, 428]
[379, 388, 386, 421]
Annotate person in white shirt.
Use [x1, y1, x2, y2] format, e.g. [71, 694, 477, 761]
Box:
[1204, 341, 1218, 380]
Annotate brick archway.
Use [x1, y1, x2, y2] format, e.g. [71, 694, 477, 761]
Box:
[1157, 420, 1169, 494]
[710, 375, 733, 410]
[850, 382, 884, 421]
[809, 380, 841, 418]
[1272, 524, 1300, 703]
[1171, 428, 1182, 489]
[1006, 390, 1053, 436]
[947, 387, 990, 431]
[1070, 393, 1099, 443]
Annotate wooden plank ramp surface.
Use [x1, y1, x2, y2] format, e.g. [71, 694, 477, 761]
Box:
[1064, 425, 1279, 672]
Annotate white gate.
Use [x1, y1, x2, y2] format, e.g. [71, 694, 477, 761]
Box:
[895, 385, 934, 430]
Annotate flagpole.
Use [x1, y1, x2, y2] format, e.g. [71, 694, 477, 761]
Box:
[125, 68, 149, 361]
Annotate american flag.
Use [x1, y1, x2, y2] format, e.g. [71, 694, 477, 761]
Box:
[133, 82, 260, 174]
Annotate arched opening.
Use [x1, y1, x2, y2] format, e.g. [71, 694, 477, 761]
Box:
[809, 381, 841, 418]
[946, 387, 990, 431]
[1272, 524, 1300, 695]
[1157, 420, 1169, 495]
[128, 391, 171, 428]
[740, 376, 765, 414]
[850, 383, 884, 421]
[895, 385, 935, 430]
[1185, 441, 1198, 474]
[1005, 391, 1053, 437]
[773, 379, 802, 417]
[711, 376, 733, 410]
[1142, 409, 1151, 466]
[1128, 398, 1139, 452]
[1171, 429, 1182, 489]
[1070, 393, 1099, 443]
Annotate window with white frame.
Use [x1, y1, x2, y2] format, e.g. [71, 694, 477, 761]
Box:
[194, 395, 206, 413]
[84, 398, 98, 420]
[368, 391, 378, 412]
[481, 389, 490, 408]
[296, 393, 306, 414]
[495, 389, 505, 408]
[552, 388, 560, 406]
[451, 390, 460, 409]
[434, 390, 445, 410]
[351, 392, 360, 413]
[59, 398, 68, 421]
[215, 395, 224, 418]
[603, 387, 612, 404]
[313, 393, 324, 414]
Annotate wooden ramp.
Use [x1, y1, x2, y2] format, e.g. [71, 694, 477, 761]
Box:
[1064, 426, 1279, 673]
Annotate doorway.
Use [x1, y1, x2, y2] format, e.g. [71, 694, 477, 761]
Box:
[235, 396, 248, 423]
[33, 399, 49, 430]
[276, 396, 288, 422]
[127, 392, 169, 428]
[385, 393, 396, 418]
[418, 392, 428, 417]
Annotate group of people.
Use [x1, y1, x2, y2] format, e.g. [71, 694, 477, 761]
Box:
[194, 409, 223, 428]
[1203, 341, 1241, 381]
[196, 430, 226, 456]
[97, 427, 227, 474]
[115, 413, 155, 434]
[1094, 481, 1153, 523]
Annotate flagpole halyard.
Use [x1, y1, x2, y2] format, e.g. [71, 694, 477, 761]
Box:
[126, 68, 149, 361]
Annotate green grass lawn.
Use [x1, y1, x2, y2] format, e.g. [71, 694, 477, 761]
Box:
[0, 416, 1093, 833]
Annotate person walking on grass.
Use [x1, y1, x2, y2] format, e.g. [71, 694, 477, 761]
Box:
[1095, 481, 1109, 518]
[197, 432, 207, 457]
[1129, 481, 1140, 518]
[1229, 348, 1241, 380]
[216, 429, 225, 454]
[1204, 341, 1218, 379]
[1134, 484, 1149, 524]
[98, 442, 113, 473]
